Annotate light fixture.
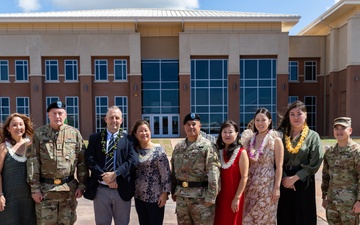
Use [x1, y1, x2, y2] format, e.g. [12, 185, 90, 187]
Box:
[83, 84, 88, 91]
[33, 84, 38, 91]
[134, 84, 138, 91]
[183, 83, 187, 91]
[232, 83, 237, 90]
[282, 84, 286, 91]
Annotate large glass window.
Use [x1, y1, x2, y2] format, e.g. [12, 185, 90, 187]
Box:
[304, 96, 316, 131]
[0, 60, 9, 82]
[288, 96, 298, 104]
[305, 61, 317, 81]
[0, 97, 10, 123]
[288, 61, 298, 81]
[16, 97, 30, 116]
[95, 96, 108, 132]
[15, 60, 28, 81]
[114, 60, 127, 81]
[65, 60, 78, 81]
[115, 96, 128, 131]
[240, 59, 277, 131]
[191, 59, 228, 134]
[142, 60, 179, 114]
[95, 60, 108, 81]
[45, 60, 58, 81]
[65, 97, 79, 129]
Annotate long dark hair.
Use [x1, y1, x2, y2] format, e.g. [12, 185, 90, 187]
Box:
[216, 120, 241, 159]
[1, 113, 34, 145]
[131, 119, 151, 150]
[253, 108, 273, 133]
[277, 100, 307, 136]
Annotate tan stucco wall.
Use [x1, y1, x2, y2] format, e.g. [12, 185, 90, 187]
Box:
[179, 32, 289, 75]
[347, 14, 360, 66]
[289, 36, 324, 58]
[141, 36, 179, 59]
[0, 33, 141, 75]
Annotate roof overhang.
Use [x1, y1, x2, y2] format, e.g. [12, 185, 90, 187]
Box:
[0, 8, 300, 32]
[298, 0, 360, 35]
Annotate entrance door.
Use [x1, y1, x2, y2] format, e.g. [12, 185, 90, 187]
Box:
[142, 114, 180, 137]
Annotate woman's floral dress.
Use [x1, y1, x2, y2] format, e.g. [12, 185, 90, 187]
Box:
[242, 130, 279, 225]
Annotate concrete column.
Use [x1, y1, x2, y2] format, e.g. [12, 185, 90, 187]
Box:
[128, 33, 142, 132]
[179, 33, 191, 137]
[29, 35, 45, 127]
[78, 45, 93, 137]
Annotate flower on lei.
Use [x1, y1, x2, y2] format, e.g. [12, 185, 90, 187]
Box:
[284, 125, 309, 154]
[101, 128, 123, 157]
[247, 130, 272, 161]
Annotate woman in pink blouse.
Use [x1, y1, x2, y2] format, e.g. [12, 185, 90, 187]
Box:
[131, 120, 171, 225]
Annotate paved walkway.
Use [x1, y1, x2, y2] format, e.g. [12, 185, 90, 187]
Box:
[75, 138, 328, 225]
[75, 170, 328, 225]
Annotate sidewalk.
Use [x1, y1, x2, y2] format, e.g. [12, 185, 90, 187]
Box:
[75, 138, 328, 225]
[75, 169, 328, 225]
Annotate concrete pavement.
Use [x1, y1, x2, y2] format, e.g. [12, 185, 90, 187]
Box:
[75, 169, 328, 225]
[75, 138, 328, 225]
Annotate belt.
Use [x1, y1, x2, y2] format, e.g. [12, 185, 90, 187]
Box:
[40, 176, 74, 185]
[177, 180, 208, 188]
[284, 165, 302, 170]
[98, 183, 109, 188]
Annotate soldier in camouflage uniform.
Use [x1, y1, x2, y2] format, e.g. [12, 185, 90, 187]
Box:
[26, 101, 89, 225]
[171, 113, 220, 225]
[322, 117, 360, 225]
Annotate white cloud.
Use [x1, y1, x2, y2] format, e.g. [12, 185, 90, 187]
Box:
[18, 0, 41, 12]
[51, 0, 199, 11]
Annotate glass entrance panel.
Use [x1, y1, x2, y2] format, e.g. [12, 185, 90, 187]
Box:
[142, 114, 179, 137]
[162, 116, 168, 135]
[172, 116, 179, 135]
[153, 116, 160, 135]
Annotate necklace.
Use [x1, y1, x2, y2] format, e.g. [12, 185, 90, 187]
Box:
[248, 130, 271, 161]
[285, 125, 309, 154]
[5, 140, 28, 163]
[101, 129, 123, 157]
[219, 147, 240, 169]
[138, 144, 159, 163]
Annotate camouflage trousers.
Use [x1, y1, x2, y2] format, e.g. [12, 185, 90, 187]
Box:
[175, 196, 215, 225]
[326, 202, 359, 225]
[35, 190, 77, 225]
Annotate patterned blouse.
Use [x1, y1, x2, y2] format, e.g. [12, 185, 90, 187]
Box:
[134, 144, 172, 203]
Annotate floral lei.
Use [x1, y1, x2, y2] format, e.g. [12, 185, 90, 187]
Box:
[101, 128, 123, 157]
[285, 125, 309, 154]
[220, 147, 241, 169]
[248, 130, 271, 161]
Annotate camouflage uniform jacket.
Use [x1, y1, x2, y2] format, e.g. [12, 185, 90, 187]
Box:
[322, 140, 360, 204]
[27, 124, 89, 193]
[171, 135, 220, 204]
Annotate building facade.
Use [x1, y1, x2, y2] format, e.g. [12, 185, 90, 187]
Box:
[1, 0, 360, 138]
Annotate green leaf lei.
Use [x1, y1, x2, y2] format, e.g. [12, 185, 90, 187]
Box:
[101, 128, 123, 157]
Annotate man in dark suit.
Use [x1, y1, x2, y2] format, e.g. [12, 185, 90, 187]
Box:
[85, 106, 138, 225]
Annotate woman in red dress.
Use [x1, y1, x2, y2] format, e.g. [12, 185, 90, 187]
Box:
[214, 120, 249, 225]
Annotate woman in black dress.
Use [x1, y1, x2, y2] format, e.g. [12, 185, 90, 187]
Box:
[0, 113, 36, 225]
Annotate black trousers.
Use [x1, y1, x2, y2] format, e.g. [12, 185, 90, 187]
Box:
[135, 198, 165, 225]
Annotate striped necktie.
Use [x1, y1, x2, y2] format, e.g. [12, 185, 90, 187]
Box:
[105, 134, 116, 172]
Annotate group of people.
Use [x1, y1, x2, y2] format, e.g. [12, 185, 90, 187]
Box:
[170, 100, 360, 225]
[0, 99, 359, 225]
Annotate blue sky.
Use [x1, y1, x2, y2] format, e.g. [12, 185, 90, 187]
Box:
[0, 0, 340, 35]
